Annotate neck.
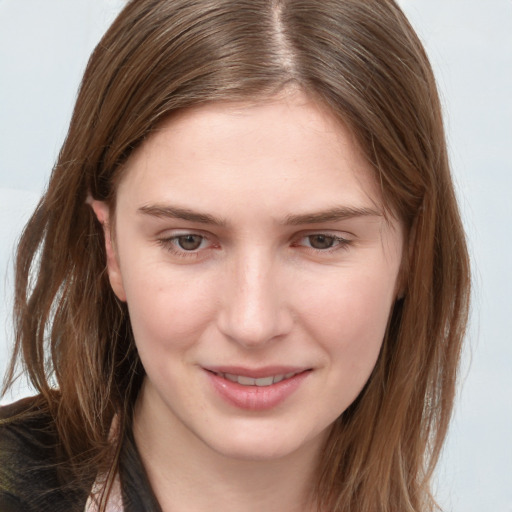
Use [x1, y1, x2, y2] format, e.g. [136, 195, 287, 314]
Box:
[132, 382, 322, 512]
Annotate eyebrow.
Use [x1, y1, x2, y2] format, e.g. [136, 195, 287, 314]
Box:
[138, 204, 227, 226]
[138, 203, 381, 226]
[283, 206, 382, 225]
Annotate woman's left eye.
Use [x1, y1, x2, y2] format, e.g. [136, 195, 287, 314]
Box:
[296, 233, 351, 252]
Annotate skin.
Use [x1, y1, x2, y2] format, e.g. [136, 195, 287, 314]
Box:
[92, 89, 404, 511]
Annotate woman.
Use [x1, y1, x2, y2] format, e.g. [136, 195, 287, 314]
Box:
[0, 1, 470, 511]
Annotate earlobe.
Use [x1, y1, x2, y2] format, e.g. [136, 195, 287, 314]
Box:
[89, 199, 127, 302]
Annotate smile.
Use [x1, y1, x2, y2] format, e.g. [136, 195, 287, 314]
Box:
[206, 368, 311, 410]
[212, 371, 301, 387]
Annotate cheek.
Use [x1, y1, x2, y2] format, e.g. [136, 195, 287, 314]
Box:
[120, 262, 218, 352]
[298, 272, 397, 415]
[298, 268, 397, 369]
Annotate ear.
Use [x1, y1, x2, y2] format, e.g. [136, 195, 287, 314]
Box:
[89, 199, 127, 302]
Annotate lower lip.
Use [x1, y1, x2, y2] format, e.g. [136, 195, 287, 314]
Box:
[206, 370, 310, 411]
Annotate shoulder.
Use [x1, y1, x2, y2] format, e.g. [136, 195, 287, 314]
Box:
[0, 395, 56, 464]
[0, 395, 87, 512]
[0, 394, 54, 443]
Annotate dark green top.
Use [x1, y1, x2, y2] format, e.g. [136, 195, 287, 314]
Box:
[0, 396, 161, 512]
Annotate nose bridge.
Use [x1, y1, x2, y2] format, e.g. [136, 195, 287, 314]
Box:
[219, 246, 290, 347]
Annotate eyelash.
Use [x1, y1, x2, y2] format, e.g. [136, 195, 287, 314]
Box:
[157, 232, 353, 259]
[157, 233, 214, 259]
[294, 234, 352, 253]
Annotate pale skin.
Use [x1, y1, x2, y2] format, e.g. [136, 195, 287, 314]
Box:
[91, 89, 405, 512]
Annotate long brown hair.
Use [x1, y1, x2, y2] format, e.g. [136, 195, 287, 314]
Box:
[3, 1, 470, 510]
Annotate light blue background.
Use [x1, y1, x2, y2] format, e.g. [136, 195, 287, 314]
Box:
[1, 1, 511, 510]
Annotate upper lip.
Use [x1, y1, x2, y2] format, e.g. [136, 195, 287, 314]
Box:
[203, 366, 310, 379]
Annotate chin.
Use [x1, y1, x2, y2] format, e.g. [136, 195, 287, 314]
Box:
[202, 423, 326, 463]
[212, 441, 299, 462]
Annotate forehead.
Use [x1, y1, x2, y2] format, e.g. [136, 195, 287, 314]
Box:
[116, 90, 383, 216]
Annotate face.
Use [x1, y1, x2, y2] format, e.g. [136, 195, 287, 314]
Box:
[93, 90, 404, 462]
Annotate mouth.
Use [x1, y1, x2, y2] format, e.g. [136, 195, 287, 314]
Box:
[205, 367, 312, 410]
[209, 370, 304, 387]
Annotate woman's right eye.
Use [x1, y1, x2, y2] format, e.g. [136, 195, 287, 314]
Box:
[174, 234, 204, 251]
[157, 232, 213, 258]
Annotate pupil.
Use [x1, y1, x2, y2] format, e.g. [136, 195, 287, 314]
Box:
[309, 235, 334, 249]
[178, 235, 202, 250]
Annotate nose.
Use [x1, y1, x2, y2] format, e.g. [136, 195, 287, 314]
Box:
[217, 251, 293, 349]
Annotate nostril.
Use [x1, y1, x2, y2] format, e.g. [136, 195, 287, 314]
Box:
[216, 270, 293, 347]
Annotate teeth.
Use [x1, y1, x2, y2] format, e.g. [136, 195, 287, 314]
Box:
[255, 376, 274, 387]
[238, 375, 256, 386]
[217, 371, 298, 387]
